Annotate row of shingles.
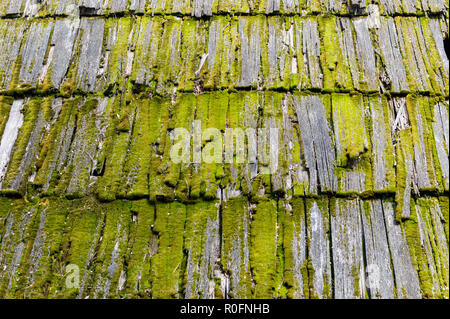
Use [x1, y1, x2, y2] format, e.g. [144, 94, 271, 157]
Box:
[0, 195, 340, 298]
[143, 12, 450, 96]
[0, 0, 140, 17]
[0, 16, 134, 96]
[0, 90, 196, 202]
[0, 89, 173, 202]
[98, 195, 445, 298]
[0, 195, 148, 298]
[0, 14, 448, 98]
[0, 15, 426, 91]
[270, 92, 449, 199]
[0, 14, 389, 93]
[0, 91, 448, 206]
[0, 194, 223, 298]
[172, 90, 448, 207]
[0, 195, 369, 298]
[269, 194, 447, 299]
[84, 198, 221, 299]
[0, 0, 448, 18]
[0, 95, 112, 199]
[0, 196, 103, 298]
[118, 88, 449, 298]
[0, 10, 446, 302]
[0, 193, 448, 298]
[0, 16, 447, 201]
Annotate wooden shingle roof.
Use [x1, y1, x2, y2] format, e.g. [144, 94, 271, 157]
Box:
[0, 0, 448, 299]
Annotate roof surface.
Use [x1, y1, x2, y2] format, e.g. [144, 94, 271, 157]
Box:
[0, 0, 448, 299]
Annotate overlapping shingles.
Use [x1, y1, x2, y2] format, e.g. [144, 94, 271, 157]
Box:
[0, 14, 448, 96]
[0, 0, 448, 300]
[382, 200, 423, 298]
[0, 92, 447, 205]
[1, 194, 446, 298]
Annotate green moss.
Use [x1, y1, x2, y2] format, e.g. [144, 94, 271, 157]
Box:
[204, 16, 228, 90]
[197, 91, 229, 200]
[121, 200, 155, 297]
[318, 17, 353, 91]
[332, 93, 369, 168]
[249, 200, 277, 298]
[438, 196, 449, 242]
[352, 265, 361, 298]
[130, 17, 162, 91]
[221, 197, 252, 298]
[163, 93, 196, 194]
[273, 200, 286, 298]
[280, 198, 310, 298]
[402, 199, 443, 298]
[147, 96, 175, 202]
[0, 96, 13, 138]
[88, 201, 131, 298]
[179, 19, 209, 92]
[154, 17, 182, 95]
[55, 198, 104, 298]
[405, 95, 439, 190]
[8, 53, 23, 92]
[118, 98, 152, 199]
[17, 199, 69, 298]
[32, 98, 78, 194]
[150, 202, 187, 298]
[418, 18, 449, 96]
[103, 17, 133, 95]
[61, 98, 100, 199]
[417, 198, 449, 298]
[95, 97, 126, 201]
[225, 16, 242, 91]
